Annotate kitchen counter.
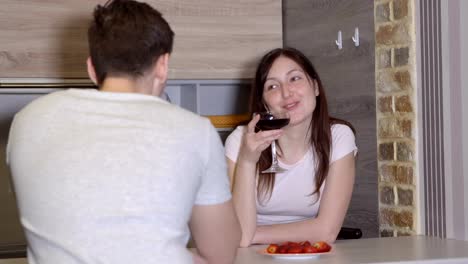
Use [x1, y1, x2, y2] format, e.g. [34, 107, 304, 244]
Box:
[236, 236, 468, 264]
[2, 236, 468, 264]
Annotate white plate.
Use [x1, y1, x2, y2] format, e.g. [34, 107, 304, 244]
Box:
[257, 249, 331, 260]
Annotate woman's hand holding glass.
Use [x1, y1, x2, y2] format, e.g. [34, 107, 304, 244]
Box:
[254, 112, 290, 173]
[237, 113, 284, 167]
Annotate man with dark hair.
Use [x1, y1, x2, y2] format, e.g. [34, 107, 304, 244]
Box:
[6, 1, 240, 263]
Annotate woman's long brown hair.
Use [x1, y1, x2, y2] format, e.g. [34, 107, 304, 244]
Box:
[251, 47, 355, 204]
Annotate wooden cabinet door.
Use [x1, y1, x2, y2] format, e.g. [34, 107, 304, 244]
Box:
[284, 0, 378, 238]
[0, 0, 281, 79]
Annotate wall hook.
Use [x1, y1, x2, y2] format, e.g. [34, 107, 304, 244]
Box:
[352, 27, 359, 47]
[335, 30, 342, 50]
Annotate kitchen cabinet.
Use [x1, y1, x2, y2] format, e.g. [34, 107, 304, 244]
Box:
[0, 0, 282, 79]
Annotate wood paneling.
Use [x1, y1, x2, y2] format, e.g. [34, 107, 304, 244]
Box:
[284, 0, 379, 238]
[0, 0, 282, 79]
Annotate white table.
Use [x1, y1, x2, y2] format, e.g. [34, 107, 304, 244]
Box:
[2, 236, 468, 264]
[235, 236, 468, 264]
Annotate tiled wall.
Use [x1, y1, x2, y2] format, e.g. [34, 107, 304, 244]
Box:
[374, 0, 417, 236]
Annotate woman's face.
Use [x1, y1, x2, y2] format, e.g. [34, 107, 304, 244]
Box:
[262, 56, 319, 127]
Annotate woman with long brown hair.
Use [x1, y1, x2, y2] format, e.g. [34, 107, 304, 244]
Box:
[225, 47, 357, 247]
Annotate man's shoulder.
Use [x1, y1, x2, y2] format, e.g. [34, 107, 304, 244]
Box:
[163, 103, 203, 119]
[16, 90, 69, 116]
[143, 102, 215, 140]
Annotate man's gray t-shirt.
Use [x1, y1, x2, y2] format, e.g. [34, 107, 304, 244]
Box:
[6, 89, 231, 264]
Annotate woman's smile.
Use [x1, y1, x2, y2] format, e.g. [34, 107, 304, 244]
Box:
[284, 101, 299, 111]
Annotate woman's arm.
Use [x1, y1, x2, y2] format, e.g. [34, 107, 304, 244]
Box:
[227, 114, 283, 247]
[251, 152, 356, 244]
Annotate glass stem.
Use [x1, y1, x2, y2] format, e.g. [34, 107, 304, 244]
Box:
[271, 140, 279, 166]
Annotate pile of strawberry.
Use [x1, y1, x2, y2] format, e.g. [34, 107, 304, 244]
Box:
[266, 241, 331, 254]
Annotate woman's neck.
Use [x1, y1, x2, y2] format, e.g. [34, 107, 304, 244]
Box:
[277, 118, 312, 165]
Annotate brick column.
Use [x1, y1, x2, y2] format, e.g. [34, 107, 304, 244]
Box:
[374, 0, 417, 237]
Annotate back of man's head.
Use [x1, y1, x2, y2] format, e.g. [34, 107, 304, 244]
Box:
[88, 0, 174, 86]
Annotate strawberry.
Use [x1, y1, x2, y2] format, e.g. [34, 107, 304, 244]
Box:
[266, 244, 279, 254]
[300, 240, 312, 247]
[287, 245, 304, 254]
[303, 245, 319, 253]
[277, 245, 289, 253]
[312, 241, 332, 253]
[285, 241, 300, 247]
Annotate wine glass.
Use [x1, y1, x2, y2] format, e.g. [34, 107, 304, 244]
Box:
[254, 111, 290, 173]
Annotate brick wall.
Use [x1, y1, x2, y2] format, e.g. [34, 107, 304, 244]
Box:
[374, 0, 417, 237]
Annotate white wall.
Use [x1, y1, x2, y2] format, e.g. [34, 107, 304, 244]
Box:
[461, 0, 468, 240]
[441, 0, 468, 240]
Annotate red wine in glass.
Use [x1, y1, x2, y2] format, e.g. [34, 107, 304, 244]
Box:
[253, 112, 289, 173]
[256, 118, 290, 130]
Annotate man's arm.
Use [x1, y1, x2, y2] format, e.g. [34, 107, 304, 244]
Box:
[189, 200, 241, 264]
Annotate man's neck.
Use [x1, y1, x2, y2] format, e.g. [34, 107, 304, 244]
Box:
[99, 76, 162, 96]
